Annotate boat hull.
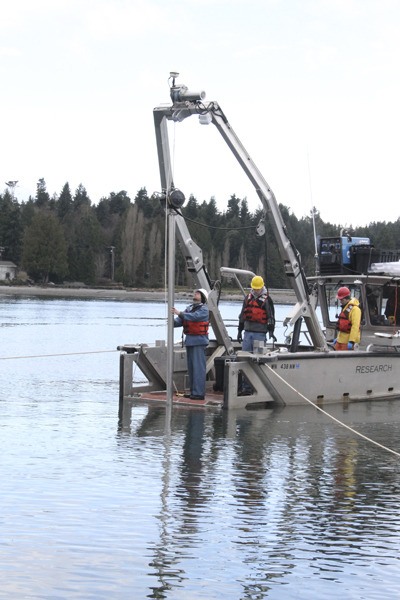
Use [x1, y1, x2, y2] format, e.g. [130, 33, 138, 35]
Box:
[119, 344, 400, 410]
[222, 350, 400, 408]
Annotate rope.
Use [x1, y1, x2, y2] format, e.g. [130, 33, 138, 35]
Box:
[265, 363, 400, 458]
[0, 349, 117, 360]
[5, 340, 398, 458]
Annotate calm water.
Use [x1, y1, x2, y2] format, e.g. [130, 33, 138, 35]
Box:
[1, 296, 400, 599]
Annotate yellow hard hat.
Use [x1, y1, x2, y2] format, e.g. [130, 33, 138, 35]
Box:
[251, 275, 264, 290]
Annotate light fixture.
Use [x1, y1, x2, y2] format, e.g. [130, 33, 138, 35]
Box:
[168, 188, 185, 209]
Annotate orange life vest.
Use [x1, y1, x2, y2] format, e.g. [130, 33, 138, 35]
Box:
[337, 304, 355, 333]
[183, 320, 209, 336]
[243, 293, 269, 324]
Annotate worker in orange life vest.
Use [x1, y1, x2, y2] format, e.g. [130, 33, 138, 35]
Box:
[172, 288, 209, 400]
[334, 286, 361, 350]
[237, 275, 276, 352]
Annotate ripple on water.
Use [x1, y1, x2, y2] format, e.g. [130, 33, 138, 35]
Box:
[1, 299, 400, 598]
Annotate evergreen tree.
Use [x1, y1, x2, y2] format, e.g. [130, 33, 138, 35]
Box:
[66, 210, 105, 284]
[134, 188, 155, 218]
[109, 190, 131, 215]
[239, 198, 251, 224]
[0, 190, 23, 262]
[20, 198, 36, 228]
[21, 212, 68, 283]
[95, 197, 110, 227]
[200, 197, 220, 225]
[184, 195, 199, 219]
[35, 178, 50, 207]
[7, 176, 400, 290]
[57, 182, 73, 220]
[73, 184, 91, 210]
[226, 194, 240, 222]
[96, 191, 132, 231]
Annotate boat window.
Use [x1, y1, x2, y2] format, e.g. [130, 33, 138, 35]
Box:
[320, 281, 399, 328]
[382, 285, 400, 325]
[324, 284, 363, 324]
[366, 285, 384, 325]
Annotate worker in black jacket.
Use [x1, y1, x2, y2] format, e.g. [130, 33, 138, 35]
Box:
[237, 275, 275, 352]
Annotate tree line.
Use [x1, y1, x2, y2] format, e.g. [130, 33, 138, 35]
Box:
[1, 178, 399, 289]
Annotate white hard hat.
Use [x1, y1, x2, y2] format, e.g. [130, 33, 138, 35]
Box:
[195, 288, 208, 302]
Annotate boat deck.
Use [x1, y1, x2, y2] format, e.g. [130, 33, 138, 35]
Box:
[127, 389, 224, 408]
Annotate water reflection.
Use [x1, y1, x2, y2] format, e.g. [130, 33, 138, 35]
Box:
[119, 402, 400, 599]
[2, 296, 400, 598]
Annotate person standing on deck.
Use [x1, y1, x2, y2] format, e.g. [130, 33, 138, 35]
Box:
[384, 287, 400, 325]
[172, 289, 209, 400]
[334, 286, 361, 350]
[237, 275, 276, 352]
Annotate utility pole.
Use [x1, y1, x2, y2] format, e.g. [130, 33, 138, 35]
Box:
[109, 246, 115, 280]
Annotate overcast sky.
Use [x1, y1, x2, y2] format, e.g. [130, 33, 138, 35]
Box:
[1, 0, 400, 227]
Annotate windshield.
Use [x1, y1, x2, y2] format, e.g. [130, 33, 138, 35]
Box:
[322, 282, 397, 327]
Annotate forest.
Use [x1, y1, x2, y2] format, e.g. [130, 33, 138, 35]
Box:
[1, 178, 399, 290]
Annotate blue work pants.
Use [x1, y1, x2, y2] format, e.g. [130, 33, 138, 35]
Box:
[240, 331, 266, 393]
[242, 331, 266, 352]
[186, 345, 207, 397]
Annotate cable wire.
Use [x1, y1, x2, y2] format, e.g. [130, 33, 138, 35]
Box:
[265, 363, 400, 458]
[179, 211, 256, 231]
[0, 349, 117, 360]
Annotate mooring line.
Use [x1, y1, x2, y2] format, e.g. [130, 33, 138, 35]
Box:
[265, 364, 400, 458]
[0, 349, 118, 360]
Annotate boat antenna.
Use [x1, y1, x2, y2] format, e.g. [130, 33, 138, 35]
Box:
[307, 148, 319, 276]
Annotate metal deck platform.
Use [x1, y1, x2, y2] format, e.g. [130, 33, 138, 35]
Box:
[124, 389, 224, 408]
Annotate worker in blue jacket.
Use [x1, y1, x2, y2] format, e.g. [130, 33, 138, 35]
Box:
[172, 288, 209, 400]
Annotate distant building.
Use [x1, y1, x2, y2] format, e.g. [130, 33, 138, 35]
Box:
[0, 261, 17, 281]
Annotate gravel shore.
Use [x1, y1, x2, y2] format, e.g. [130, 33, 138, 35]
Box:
[0, 285, 297, 304]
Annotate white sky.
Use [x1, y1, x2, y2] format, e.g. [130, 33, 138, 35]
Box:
[1, 0, 400, 227]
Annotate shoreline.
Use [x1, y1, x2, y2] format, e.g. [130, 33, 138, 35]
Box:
[0, 285, 297, 304]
